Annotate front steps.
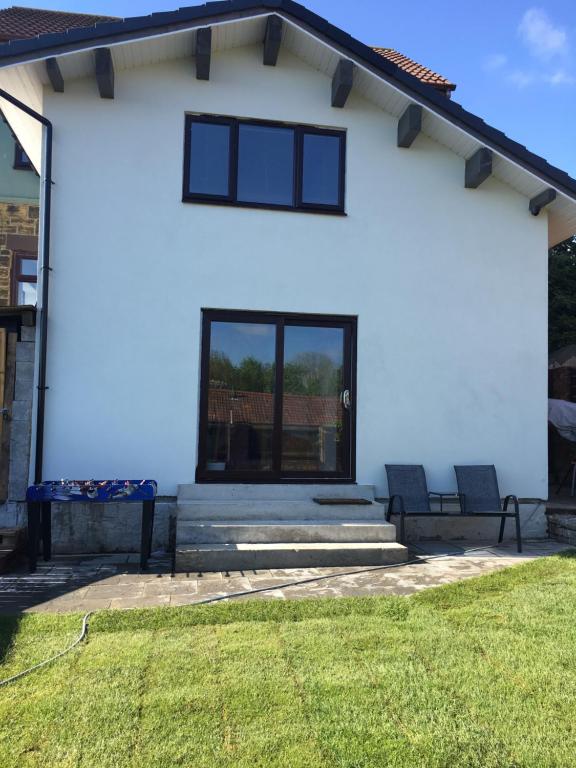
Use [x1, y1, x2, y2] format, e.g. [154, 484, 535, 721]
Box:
[175, 484, 408, 572]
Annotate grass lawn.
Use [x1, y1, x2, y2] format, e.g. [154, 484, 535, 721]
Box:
[1, 554, 576, 767]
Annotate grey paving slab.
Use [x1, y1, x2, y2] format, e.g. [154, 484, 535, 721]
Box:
[0, 541, 572, 613]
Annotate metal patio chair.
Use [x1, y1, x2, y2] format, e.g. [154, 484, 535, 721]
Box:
[385, 464, 523, 552]
[385, 464, 457, 545]
[454, 465, 522, 553]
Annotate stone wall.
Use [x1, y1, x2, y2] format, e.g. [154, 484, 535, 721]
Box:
[0, 324, 35, 528]
[0, 201, 39, 306]
[50, 499, 175, 554]
[547, 513, 576, 545]
[400, 501, 548, 543]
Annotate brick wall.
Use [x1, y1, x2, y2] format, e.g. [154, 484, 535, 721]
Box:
[0, 202, 39, 306]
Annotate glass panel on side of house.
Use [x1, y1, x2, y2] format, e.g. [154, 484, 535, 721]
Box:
[237, 124, 294, 205]
[301, 133, 342, 206]
[188, 121, 231, 197]
[206, 321, 276, 472]
[281, 325, 345, 473]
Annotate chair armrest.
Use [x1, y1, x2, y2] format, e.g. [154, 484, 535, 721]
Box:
[428, 491, 459, 512]
[503, 495, 519, 513]
[387, 494, 405, 522]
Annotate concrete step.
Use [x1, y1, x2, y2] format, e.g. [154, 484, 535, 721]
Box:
[177, 500, 386, 522]
[0, 527, 25, 549]
[176, 519, 396, 545]
[175, 541, 409, 572]
[177, 483, 376, 502]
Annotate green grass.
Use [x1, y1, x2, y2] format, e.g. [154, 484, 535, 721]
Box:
[1, 553, 576, 767]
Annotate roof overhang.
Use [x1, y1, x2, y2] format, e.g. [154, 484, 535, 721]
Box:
[0, 0, 575, 246]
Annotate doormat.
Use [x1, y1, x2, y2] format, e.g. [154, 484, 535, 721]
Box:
[313, 498, 373, 505]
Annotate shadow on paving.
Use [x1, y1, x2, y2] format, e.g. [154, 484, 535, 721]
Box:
[0, 541, 570, 615]
[0, 555, 172, 615]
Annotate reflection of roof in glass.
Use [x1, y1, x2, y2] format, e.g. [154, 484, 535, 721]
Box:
[208, 389, 339, 426]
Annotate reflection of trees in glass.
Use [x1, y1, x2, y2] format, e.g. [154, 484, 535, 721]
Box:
[209, 351, 341, 396]
[284, 352, 341, 395]
[209, 352, 274, 393]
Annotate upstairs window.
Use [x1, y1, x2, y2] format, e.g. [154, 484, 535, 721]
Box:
[12, 253, 37, 305]
[183, 115, 345, 213]
[13, 142, 33, 171]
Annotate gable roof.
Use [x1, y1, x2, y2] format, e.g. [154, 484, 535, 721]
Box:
[373, 47, 455, 95]
[0, 0, 574, 243]
[0, 6, 115, 43]
[0, 5, 456, 95]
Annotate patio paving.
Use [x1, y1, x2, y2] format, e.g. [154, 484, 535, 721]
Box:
[0, 539, 570, 614]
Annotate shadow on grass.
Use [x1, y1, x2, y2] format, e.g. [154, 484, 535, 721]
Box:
[556, 549, 576, 559]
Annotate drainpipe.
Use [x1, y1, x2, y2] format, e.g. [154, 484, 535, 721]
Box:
[0, 88, 52, 484]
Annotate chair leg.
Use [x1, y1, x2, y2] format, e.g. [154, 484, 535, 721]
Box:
[400, 511, 406, 545]
[515, 513, 522, 553]
[498, 515, 506, 543]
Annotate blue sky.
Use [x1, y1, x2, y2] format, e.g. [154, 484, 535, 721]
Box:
[11, 0, 576, 175]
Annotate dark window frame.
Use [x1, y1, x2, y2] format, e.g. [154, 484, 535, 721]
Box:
[196, 308, 357, 484]
[13, 142, 33, 171]
[182, 115, 346, 214]
[11, 251, 38, 306]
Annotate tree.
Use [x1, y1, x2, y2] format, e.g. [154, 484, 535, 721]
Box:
[549, 236, 576, 352]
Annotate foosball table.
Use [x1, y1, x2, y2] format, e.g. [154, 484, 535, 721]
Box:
[26, 480, 157, 572]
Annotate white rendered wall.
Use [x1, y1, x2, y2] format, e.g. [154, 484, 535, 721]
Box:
[42, 45, 549, 497]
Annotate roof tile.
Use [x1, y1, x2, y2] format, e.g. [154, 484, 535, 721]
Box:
[373, 47, 456, 94]
[0, 6, 116, 43]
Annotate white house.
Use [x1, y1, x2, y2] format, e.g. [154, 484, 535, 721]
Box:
[1, 0, 575, 569]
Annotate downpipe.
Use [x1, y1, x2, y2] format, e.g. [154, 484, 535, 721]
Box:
[0, 88, 52, 484]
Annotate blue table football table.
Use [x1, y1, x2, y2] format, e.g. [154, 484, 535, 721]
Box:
[26, 480, 157, 572]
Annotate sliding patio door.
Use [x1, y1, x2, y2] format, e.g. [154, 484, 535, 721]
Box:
[197, 310, 356, 482]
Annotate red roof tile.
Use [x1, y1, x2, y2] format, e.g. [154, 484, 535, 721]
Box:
[208, 389, 340, 427]
[372, 47, 456, 95]
[0, 6, 116, 43]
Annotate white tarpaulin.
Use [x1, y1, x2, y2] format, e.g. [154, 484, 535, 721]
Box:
[548, 398, 576, 442]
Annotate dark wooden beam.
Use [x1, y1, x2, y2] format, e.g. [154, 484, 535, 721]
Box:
[465, 148, 493, 189]
[529, 187, 556, 216]
[263, 15, 282, 65]
[95, 48, 114, 99]
[196, 27, 212, 80]
[331, 59, 354, 108]
[46, 57, 64, 93]
[397, 104, 422, 148]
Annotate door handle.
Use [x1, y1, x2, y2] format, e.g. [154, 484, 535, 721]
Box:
[341, 389, 351, 410]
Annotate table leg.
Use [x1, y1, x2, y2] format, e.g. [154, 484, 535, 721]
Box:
[41, 501, 52, 561]
[148, 500, 155, 559]
[27, 502, 40, 572]
[140, 500, 154, 571]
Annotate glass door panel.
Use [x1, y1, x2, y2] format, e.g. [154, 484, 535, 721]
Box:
[281, 325, 345, 473]
[199, 311, 354, 481]
[206, 321, 276, 473]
